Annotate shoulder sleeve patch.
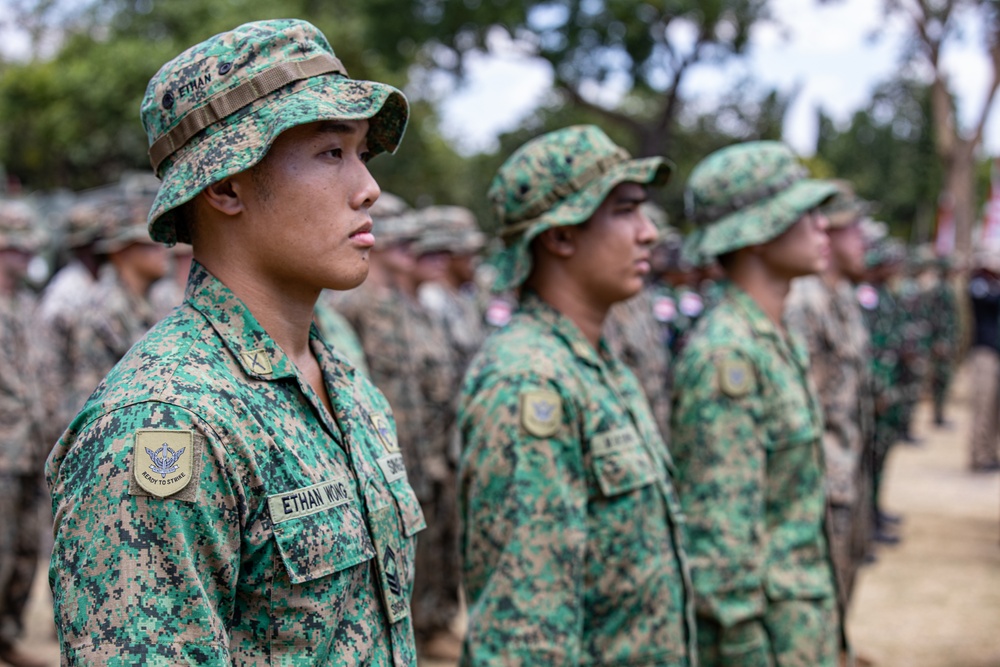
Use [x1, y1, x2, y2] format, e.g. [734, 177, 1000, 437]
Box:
[130, 429, 202, 501]
[519, 389, 562, 438]
[718, 357, 754, 398]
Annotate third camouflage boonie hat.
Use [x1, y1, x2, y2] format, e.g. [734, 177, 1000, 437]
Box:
[822, 180, 874, 229]
[489, 125, 672, 291]
[0, 199, 45, 253]
[413, 206, 485, 256]
[683, 141, 837, 265]
[141, 19, 409, 245]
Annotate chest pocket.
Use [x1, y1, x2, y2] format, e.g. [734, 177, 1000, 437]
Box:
[590, 425, 660, 497]
[268, 478, 375, 583]
[384, 472, 427, 538]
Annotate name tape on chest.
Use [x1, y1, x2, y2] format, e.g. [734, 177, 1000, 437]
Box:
[520, 389, 562, 438]
[134, 430, 194, 498]
[591, 425, 642, 457]
[267, 477, 354, 525]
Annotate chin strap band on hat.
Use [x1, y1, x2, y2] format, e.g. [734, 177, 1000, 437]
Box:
[497, 147, 631, 239]
[148, 53, 347, 174]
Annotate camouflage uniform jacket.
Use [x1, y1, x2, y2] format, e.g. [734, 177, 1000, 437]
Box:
[786, 276, 871, 506]
[314, 291, 370, 377]
[925, 278, 960, 362]
[419, 281, 486, 380]
[458, 292, 696, 666]
[46, 262, 426, 665]
[605, 288, 672, 441]
[670, 283, 836, 649]
[858, 282, 902, 408]
[69, 265, 161, 416]
[0, 290, 48, 474]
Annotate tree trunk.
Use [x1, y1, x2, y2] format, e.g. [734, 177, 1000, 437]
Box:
[947, 142, 977, 256]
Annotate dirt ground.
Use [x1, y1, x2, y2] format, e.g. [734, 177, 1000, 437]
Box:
[13, 363, 1000, 667]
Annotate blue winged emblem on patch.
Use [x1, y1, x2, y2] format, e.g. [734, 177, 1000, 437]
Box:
[532, 400, 556, 421]
[147, 442, 185, 478]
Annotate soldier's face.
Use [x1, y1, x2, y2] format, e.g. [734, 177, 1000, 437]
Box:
[757, 208, 830, 279]
[569, 182, 658, 305]
[828, 221, 865, 281]
[235, 119, 381, 293]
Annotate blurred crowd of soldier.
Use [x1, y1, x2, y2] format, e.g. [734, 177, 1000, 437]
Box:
[0, 153, 994, 665]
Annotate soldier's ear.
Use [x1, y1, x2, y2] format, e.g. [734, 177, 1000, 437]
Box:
[536, 226, 577, 259]
[200, 175, 247, 218]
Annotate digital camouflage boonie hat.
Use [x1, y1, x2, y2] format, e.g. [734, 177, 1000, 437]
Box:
[488, 125, 672, 291]
[683, 141, 837, 266]
[413, 206, 485, 256]
[822, 180, 874, 230]
[93, 191, 159, 254]
[141, 19, 408, 245]
[0, 199, 46, 253]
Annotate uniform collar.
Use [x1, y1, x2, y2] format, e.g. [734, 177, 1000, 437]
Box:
[184, 260, 297, 381]
[518, 291, 614, 370]
[725, 281, 810, 370]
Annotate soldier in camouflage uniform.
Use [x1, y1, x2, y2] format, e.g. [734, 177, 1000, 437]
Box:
[458, 125, 695, 665]
[858, 237, 907, 541]
[334, 204, 461, 659]
[966, 250, 1000, 472]
[46, 19, 426, 664]
[671, 141, 842, 667]
[68, 188, 168, 411]
[0, 200, 50, 667]
[785, 182, 873, 613]
[924, 256, 961, 428]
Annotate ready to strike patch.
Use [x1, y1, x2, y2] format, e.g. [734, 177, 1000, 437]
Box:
[520, 389, 561, 437]
[134, 430, 194, 498]
[368, 413, 400, 453]
[268, 477, 354, 525]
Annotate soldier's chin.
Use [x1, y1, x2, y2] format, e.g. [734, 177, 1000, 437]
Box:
[329, 261, 371, 291]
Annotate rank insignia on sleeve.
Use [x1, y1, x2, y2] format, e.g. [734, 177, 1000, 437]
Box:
[718, 358, 753, 398]
[520, 389, 562, 438]
[133, 430, 195, 498]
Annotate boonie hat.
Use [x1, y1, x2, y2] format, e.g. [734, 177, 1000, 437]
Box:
[413, 206, 485, 256]
[0, 199, 45, 253]
[822, 180, 874, 229]
[684, 141, 837, 265]
[141, 18, 409, 245]
[94, 191, 158, 254]
[489, 125, 672, 291]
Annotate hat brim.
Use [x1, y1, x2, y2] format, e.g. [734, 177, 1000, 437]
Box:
[493, 156, 672, 291]
[148, 73, 408, 244]
[690, 178, 837, 265]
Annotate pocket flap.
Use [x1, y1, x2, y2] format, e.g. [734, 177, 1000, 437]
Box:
[591, 426, 660, 497]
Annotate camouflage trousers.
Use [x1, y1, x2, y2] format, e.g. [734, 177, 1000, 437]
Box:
[696, 596, 839, 667]
[411, 476, 461, 640]
[0, 474, 44, 646]
[929, 358, 954, 423]
[827, 500, 870, 609]
[967, 347, 1000, 469]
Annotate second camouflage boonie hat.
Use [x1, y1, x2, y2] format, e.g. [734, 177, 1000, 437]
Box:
[489, 125, 672, 291]
[141, 18, 409, 245]
[413, 206, 485, 256]
[822, 180, 874, 229]
[0, 199, 46, 253]
[683, 141, 837, 265]
[93, 191, 159, 254]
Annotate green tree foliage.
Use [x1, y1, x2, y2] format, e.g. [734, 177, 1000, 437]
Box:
[815, 77, 945, 241]
[360, 0, 771, 157]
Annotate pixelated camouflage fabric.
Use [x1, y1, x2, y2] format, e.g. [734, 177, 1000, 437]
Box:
[457, 292, 696, 666]
[47, 261, 424, 665]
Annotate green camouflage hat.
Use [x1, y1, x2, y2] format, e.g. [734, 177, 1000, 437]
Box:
[0, 199, 46, 252]
[822, 180, 874, 229]
[94, 191, 159, 254]
[488, 125, 672, 291]
[413, 206, 485, 256]
[683, 141, 838, 266]
[141, 19, 409, 245]
[865, 236, 906, 269]
[64, 199, 108, 249]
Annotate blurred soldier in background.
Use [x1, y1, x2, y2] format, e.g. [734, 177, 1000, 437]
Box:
[785, 181, 874, 621]
[966, 249, 1000, 472]
[459, 125, 694, 665]
[0, 200, 50, 667]
[149, 243, 194, 321]
[924, 255, 961, 429]
[672, 141, 842, 666]
[37, 196, 107, 436]
[335, 201, 462, 659]
[417, 205, 488, 379]
[893, 246, 935, 445]
[858, 237, 907, 543]
[68, 187, 168, 410]
[649, 226, 704, 358]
